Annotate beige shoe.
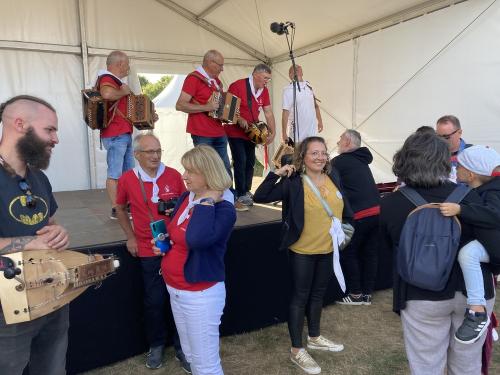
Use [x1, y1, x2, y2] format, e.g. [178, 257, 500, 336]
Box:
[234, 201, 249, 212]
[307, 335, 344, 352]
[290, 349, 321, 374]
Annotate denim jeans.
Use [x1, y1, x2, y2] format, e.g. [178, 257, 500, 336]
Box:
[339, 215, 380, 295]
[288, 251, 332, 348]
[140, 257, 181, 350]
[458, 240, 490, 306]
[0, 305, 69, 375]
[191, 135, 231, 179]
[228, 137, 255, 198]
[167, 282, 226, 375]
[101, 133, 134, 179]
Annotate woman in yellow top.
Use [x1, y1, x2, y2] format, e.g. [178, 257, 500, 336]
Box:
[254, 136, 353, 375]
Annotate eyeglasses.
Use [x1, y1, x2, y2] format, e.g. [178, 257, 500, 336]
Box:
[139, 149, 163, 156]
[19, 179, 36, 208]
[307, 151, 329, 159]
[438, 128, 459, 140]
[212, 60, 224, 68]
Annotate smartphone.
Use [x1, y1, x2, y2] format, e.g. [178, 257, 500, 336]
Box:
[150, 219, 171, 253]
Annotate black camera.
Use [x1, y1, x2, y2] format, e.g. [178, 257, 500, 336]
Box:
[157, 197, 179, 216]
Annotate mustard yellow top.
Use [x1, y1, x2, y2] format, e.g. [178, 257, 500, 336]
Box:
[290, 177, 344, 255]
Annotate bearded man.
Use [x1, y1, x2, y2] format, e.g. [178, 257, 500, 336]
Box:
[0, 95, 69, 375]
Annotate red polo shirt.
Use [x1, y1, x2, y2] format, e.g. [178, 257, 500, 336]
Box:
[98, 75, 133, 138]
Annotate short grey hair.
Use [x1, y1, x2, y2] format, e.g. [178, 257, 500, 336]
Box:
[253, 63, 271, 74]
[106, 51, 128, 67]
[344, 129, 361, 148]
[202, 50, 222, 65]
[133, 132, 160, 152]
[393, 132, 451, 188]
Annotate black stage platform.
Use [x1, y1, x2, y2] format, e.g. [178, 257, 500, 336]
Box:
[50, 189, 392, 374]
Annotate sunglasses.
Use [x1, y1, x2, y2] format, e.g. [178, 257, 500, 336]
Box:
[438, 128, 459, 140]
[19, 179, 36, 208]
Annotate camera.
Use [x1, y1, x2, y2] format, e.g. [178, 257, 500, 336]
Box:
[157, 197, 178, 216]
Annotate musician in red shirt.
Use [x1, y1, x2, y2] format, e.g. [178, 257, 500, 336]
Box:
[98, 51, 134, 220]
[175, 50, 232, 178]
[225, 64, 276, 211]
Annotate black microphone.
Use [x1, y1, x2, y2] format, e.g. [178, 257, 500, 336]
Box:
[270, 22, 285, 35]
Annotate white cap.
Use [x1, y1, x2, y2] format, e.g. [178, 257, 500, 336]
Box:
[457, 145, 500, 176]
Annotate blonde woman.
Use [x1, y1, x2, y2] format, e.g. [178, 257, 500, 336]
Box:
[254, 136, 353, 374]
[154, 144, 236, 375]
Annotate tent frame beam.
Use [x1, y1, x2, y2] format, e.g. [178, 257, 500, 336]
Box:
[197, 0, 227, 19]
[271, 0, 469, 63]
[155, 0, 270, 64]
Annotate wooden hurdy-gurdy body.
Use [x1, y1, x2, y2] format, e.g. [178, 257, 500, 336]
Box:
[0, 250, 119, 324]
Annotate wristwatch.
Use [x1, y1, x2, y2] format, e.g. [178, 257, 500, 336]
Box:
[199, 197, 215, 206]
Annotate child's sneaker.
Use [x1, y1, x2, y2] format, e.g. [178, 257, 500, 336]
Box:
[455, 308, 490, 344]
[290, 349, 321, 374]
[307, 335, 344, 352]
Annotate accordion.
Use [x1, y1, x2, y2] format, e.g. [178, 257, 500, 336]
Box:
[82, 90, 155, 130]
[0, 250, 119, 324]
[126, 94, 155, 130]
[245, 121, 270, 145]
[208, 92, 241, 124]
[272, 142, 295, 169]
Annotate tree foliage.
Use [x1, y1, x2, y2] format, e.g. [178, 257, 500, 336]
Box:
[139, 75, 173, 100]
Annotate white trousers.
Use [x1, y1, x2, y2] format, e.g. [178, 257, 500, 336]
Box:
[167, 282, 226, 375]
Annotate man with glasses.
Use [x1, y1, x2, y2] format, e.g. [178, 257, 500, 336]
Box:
[332, 130, 380, 306]
[0, 95, 70, 375]
[97, 50, 136, 220]
[115, 133, 189, 372]
[435, 115, 472, 183]
[176, 50, 232, 178]
[225, 64, 276, 211]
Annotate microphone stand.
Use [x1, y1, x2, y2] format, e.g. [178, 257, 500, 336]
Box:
[284, 24, 299, 146]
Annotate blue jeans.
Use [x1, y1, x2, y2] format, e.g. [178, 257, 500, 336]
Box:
[0, 305, 69, 375]
[228, 137, 255, 198]
[140, 257, 181, 350]
[102, 133, 135, 179]
[191, 135, 231, 179]
[458, 240, 490, 306]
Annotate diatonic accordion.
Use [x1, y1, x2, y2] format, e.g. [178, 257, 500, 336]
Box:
[126, 94, 155, 130]
[208, 92, 241, 124]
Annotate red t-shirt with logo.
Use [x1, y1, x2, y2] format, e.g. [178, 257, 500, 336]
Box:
[181, 72, 225, 137]
[98, 75, 133, 138]
[162, 197, 216, 291]
[225, 78, 270, 140]
[116, 167, 186, 257]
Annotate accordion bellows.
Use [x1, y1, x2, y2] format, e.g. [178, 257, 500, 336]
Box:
[208, 92, 241, 124]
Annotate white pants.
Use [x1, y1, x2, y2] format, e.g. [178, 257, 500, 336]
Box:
[167, 282, 226, 375]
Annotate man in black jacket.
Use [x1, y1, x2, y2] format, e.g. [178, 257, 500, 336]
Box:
[331, 129, 380, 305]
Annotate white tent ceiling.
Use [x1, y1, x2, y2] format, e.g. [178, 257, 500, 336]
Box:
[1, 0, 499, 191]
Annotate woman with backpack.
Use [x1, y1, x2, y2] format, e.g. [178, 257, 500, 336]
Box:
[379, 132, 498, 375]
[254, 136, 353, 375]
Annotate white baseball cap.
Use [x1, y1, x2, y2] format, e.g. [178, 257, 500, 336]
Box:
[457, 145, 500, 176]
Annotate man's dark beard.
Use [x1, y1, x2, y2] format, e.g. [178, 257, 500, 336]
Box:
[16, 127, 53, 170]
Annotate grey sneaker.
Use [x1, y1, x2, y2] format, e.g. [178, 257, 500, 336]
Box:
[110, 208, 118, 220]
[307, 335, 344, 352]
[237, 194, 253, 206]
[146, 345, 164, 369]
[290, 349, 321, 374]
[337, 294, 364, 305]
[175, 350, 192, 373]
[455, 308, 490, 344]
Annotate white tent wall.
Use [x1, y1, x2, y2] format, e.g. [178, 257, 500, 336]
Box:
[272, 0, 500, 183]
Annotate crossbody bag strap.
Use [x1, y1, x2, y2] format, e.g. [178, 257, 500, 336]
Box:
[245, 78, 257, 123]
[303, 174, 334, 218]
[137, 172, 155, 222]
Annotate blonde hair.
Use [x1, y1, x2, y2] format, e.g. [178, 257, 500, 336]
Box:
[181, 145, 232, 191]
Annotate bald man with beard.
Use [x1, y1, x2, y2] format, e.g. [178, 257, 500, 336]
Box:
[0, 95, 69, 375]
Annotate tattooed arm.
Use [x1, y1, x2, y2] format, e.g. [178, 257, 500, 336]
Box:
[0, 231, 58, 255]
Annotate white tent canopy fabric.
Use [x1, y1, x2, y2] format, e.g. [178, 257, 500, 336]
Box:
[0, 0, 499, 191]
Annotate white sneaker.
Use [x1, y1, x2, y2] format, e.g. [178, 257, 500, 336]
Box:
[307, 335, 344, 352]
[290, 349, 321, 374]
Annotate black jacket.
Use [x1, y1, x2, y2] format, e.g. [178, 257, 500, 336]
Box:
[254, 169, 353, 251]
[380, 182, 499, 313]
[459, 176, 500, 265]
[330, 147, 380, 213]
